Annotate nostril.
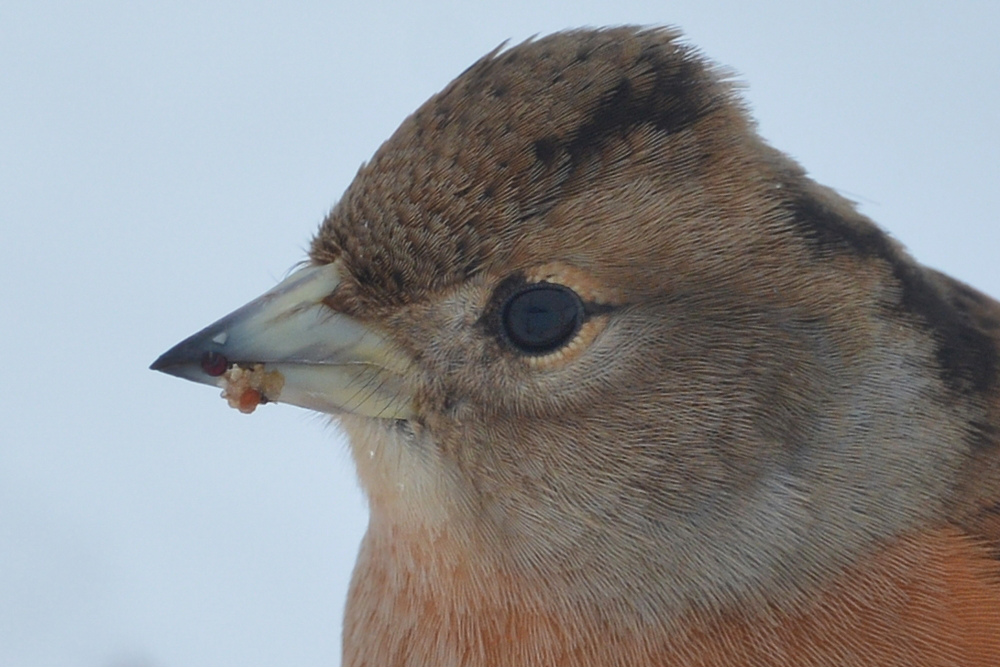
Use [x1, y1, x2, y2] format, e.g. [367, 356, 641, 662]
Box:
[200, 351, 229, 377]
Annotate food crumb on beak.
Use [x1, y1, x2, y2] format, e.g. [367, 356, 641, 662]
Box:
[220, 364, 285, 414]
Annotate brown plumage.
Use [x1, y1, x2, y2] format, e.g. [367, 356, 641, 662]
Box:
[153, 27, 1000, 666]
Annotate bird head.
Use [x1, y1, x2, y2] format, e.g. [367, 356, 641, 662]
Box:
[152, 27, 997, 619]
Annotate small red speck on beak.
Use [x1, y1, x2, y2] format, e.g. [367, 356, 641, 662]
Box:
[201, 351, 229, 377]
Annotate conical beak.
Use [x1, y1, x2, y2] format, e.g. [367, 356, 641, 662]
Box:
[150, 263, 414, 419]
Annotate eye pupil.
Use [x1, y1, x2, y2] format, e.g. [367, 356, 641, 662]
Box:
[502, 283, 584, 354]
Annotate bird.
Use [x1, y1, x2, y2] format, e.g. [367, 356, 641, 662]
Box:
[151, 27, 1000, 666]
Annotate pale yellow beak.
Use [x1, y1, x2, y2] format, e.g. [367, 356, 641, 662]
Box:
[150, 263, 414, 419]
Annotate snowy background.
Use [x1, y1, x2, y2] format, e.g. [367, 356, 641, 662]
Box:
[3, 2, 998, 665]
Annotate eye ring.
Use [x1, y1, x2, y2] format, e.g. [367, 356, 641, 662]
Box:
[501, 282, 585, 355]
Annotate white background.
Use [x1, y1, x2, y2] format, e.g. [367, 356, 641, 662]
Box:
[3, 2, 998, 665]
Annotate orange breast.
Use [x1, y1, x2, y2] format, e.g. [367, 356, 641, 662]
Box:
[343, 525, 1000, 667]
[668, 526, 1000, 666]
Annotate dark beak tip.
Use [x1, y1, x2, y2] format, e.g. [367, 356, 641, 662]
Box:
[149, 337, 203, 376]
[149, 354, 169, 372]
[150, 330, 234, 382]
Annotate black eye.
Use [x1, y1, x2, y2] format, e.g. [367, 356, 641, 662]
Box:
[501, 283, 584, 354]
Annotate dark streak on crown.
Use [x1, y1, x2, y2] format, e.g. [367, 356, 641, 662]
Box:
[532, 40, 719, 177]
